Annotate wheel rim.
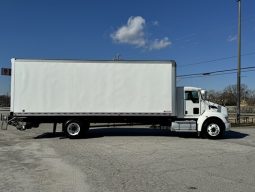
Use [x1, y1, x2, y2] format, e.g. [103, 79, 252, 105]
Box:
[207, 123, 220, 137]
[67, 123, 81, 136]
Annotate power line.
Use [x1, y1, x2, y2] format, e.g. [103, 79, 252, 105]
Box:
[178, 51, 255, 67]
[177, 66, 255, 78]
[178, 69, 255, 80]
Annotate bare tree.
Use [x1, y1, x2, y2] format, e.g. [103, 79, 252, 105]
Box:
[0, 95, 10, 107]
[207, 84, 254, 106]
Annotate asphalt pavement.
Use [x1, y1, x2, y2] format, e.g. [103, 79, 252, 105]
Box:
[0, 123, 255, 192]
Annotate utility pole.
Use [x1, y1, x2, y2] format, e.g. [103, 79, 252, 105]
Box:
[237, 0, 241, 124]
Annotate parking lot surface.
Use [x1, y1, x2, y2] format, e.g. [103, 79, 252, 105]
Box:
[0, 123, 255, 192]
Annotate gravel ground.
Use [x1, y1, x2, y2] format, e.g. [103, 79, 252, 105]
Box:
[0, 122, 255, 192]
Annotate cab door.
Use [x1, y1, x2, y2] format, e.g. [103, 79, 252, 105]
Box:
[184, 90, 200, 117]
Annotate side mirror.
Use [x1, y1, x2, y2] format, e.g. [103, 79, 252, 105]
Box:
[201, 90, 207, 100]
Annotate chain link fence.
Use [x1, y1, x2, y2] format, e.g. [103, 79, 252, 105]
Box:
[227, 106, 255, 125]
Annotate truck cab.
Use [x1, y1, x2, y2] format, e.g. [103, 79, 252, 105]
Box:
[172, 87, 230, 138]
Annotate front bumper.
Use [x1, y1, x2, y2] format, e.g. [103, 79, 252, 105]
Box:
[225, 122, 231, 131]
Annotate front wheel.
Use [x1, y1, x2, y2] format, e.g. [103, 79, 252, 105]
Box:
[203, 119, 225, 139]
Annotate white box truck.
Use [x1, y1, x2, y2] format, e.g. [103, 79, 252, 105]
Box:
[7, 58, 230, 138]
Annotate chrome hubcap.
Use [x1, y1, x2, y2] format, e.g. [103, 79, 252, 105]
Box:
[67, 123, 80, 136]
[207, 123, 220, 137]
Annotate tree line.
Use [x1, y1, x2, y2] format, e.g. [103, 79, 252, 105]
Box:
[0, 95, 10, 107]
[207, 84, 255, 106]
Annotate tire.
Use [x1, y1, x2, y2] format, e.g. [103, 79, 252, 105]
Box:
[202, 119, 225, 139]
[64, 120, 89, 139]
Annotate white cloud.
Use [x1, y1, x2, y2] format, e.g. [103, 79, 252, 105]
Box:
[111, 16, 171, 50]
[149, 37, 171, 50]
[111, 16, 146, 47]
[227, 35, 237, 42]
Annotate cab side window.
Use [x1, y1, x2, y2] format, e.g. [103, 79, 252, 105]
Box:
[185, 91, 199, 103]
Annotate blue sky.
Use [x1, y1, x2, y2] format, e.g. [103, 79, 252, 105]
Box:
[1, 0, 255, 94]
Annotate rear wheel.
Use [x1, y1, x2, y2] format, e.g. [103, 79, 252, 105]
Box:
[64, 120, 89, 139]
[203, 119, 225, 139]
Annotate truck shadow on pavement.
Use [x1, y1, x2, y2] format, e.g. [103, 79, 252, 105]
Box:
[34, 128, 249, 140]
[222, 130, 249, 139]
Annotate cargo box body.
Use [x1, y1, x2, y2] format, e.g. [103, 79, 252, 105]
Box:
[11, 59, 176, 117]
